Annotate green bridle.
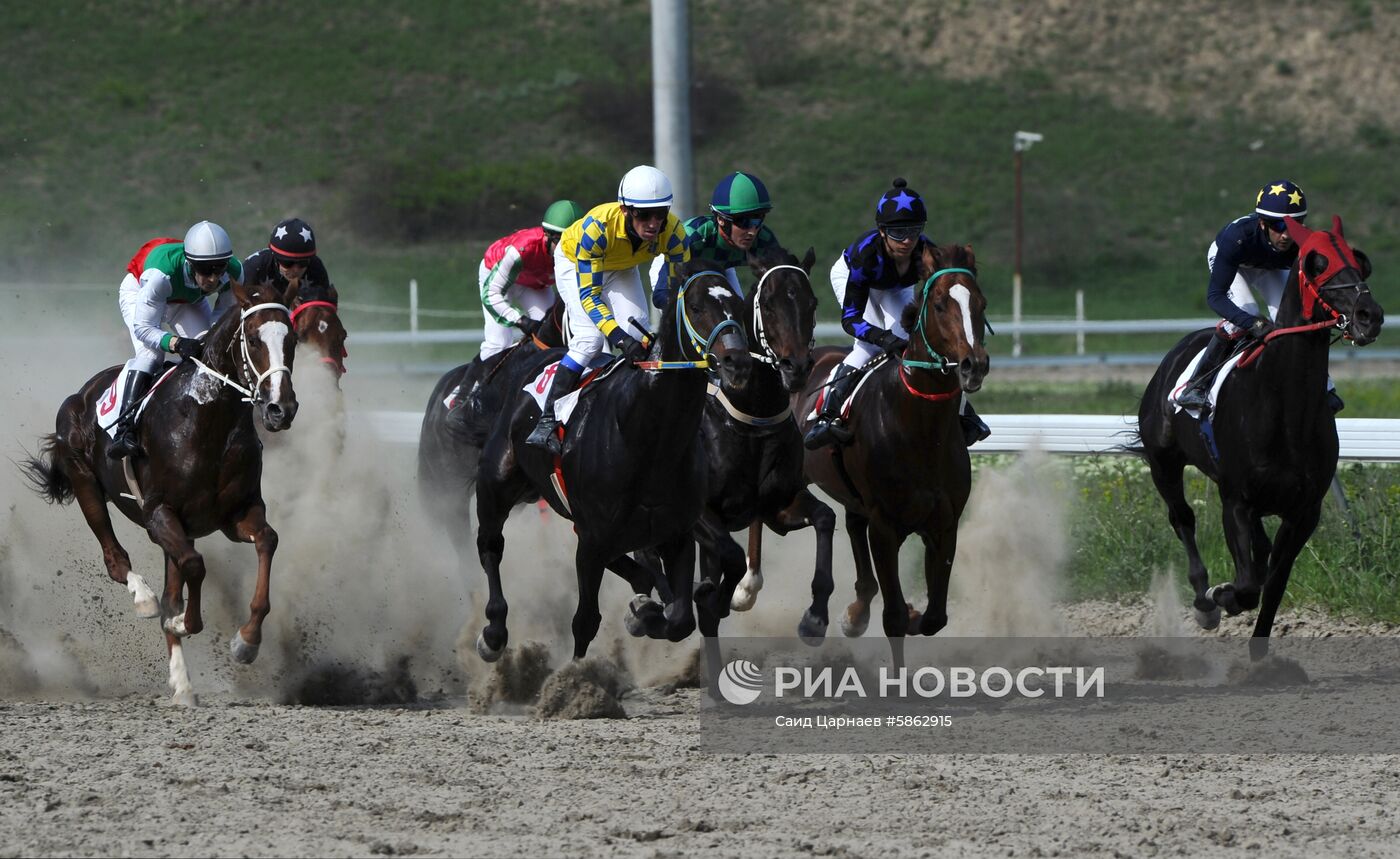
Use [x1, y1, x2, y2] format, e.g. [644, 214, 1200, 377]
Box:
[901, 267, 975, 372]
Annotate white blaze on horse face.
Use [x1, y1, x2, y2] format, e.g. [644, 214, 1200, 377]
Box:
[257, 321, 291, 403]
[708, 285, 734, 301]
[949, 284, 976, 347]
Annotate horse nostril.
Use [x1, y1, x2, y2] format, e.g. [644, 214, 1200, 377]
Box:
[266, 403, 283, 420]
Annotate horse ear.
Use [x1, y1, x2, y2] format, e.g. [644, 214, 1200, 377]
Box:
[746, 249, 767, 278]
[800, 246, 817, 274]
[1354, 249, 1373, 279]
[282, 278, 302, 307]
[918, 242, 939, 280]
[1332, 214, 1344, 239]
[962, 243, 977, 271]
[327, 282, 340, 304]
[1284, 216, 1312, 246]
[231, 278, 252, 308]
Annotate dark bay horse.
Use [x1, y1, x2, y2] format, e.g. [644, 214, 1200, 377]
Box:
[1137, 216, 1383, 654]
[472, 261, 752, 660]
[795, 244, 989, 650]
[417, 295, 567, 559]
[20, 280, 299, 705]
[681, 246, 839, 641]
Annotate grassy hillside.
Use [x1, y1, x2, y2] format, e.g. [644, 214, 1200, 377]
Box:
[4, 0, 1398, 342]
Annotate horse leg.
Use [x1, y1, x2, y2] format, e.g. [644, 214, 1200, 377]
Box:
[918, 522, 957, 636]
[1250, 504, 1323, 659]
[1146, 452, 1216, 628]
[758, 489, 836, 643]
[842, 511, 880, 637]
[730, 521, 765, 611]
[473, 491, 512, 663]
[868, 517, 909, 668]
[694, 516, 743, 637]
[145, 506, 205, 639]
[609, 553, 667, 639]
[571, 545, 607, 660]
[1211, 496, 1261, 617]
[163, 629, 196, 708]
[223, 503, 278, 665]
[659, 531, 697, 643]
[69, 467, 158, 618]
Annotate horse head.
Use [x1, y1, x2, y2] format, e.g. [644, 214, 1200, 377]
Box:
[1284, 215, 1384, 346]
[667, 261, 753, 390]
[903, 243, 990, 393]
[747, 245, 819, 393]
[285, 280, 348, 379]
[225, 279, 299, 431]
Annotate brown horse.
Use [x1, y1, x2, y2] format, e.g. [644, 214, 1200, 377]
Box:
[795, 243, 989, 654]
[285, 280, 347, 380]
[20, 280, 299, 705]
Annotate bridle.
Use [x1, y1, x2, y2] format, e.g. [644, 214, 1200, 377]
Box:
[675, 270, 747, 366]
[191, 302, 292, 405]
[748, 264, 813, 366]
[903, 267, 976, 374]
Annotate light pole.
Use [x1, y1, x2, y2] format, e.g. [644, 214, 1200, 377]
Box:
[1013, 130, 1042, 358]
[652, 0, 695, 219]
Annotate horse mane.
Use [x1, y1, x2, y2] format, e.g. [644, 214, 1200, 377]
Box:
[294, 281, 336, 306]
[202, 296, 244, 371]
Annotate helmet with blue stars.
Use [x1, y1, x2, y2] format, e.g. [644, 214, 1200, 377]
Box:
[875, 177, 927, 228]
[1255, 180, 1308, 224]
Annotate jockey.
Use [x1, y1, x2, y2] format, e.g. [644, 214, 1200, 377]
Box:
[109, 221, 243, 459]
[241, 217, 335, 302]
[477, 199, 584, 360]
[1175, 180, 1340, 411]
[651, 171, 778, 303]
[525, 165, 690, 454]
[803, 178, 990, 450]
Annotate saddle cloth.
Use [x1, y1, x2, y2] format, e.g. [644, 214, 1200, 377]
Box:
[95, 364, 180, 439]
[804, 356, 887, 423]
[1168, 346, 1244, 419]
[524, 355, 622, 426]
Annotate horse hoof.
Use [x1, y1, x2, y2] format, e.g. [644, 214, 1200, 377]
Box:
[906, 604, 923, 636]
[170, 690, 198, 708]
[229, 632, 260, 664]
[841, 607, 870, 639]
[730, 572, 763, 612]
[1194, 605, 1222, 630]
[475, 630, 505, 663]
[919, 612, 949, 637]
[626, 595, 665, 638]
[798, 610, 828, 645]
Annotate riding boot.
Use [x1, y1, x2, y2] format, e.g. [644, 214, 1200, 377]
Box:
[443, 380, 482, 435]
[1174, 330, 1234, 411]
[960, 400, 992, 447]
[803, 364, 860, 450]
[1328, 389, 1345, 414]
[525, 363, 582, 455]
[106, 370, 154, 460]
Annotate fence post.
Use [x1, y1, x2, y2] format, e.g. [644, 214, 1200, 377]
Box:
[1076, 290, 1085, 356]
[409, 278, 419, 336]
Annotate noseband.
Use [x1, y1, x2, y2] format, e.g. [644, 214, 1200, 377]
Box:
[676, 271, 747, 365]
[749, 264, 812, 365]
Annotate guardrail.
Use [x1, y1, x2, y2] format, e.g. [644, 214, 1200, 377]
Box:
[364, 411, 1400, 462]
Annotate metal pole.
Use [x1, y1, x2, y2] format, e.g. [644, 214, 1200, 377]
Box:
[1013, 147, 1023, 358]
[651, 0, 695, 219]
[409, 278, 418, 336]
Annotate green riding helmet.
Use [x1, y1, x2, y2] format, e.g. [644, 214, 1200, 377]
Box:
[710, 172, 773, 216]
[542, 199, 585, 233]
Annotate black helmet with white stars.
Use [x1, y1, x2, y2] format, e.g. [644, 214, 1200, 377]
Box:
[269, 218, 317, 263]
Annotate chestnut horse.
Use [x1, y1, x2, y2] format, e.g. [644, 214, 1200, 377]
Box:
[795, 243, 989, 656]
[1137, 215, 1383, 656]
[20, 280, 299, 705]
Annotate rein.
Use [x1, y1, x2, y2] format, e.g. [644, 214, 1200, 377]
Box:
[749, 264, 810, 365]
[192, 302, 291, 404]
[1235, 318, 1344, 370]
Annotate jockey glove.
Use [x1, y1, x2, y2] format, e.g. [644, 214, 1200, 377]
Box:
[878, 332, 909, 359]
[619, 335, 649, 364]
[1247, 317, 1277, 340]
[515, 316, 543, 338]
[171, 336, 204, 359]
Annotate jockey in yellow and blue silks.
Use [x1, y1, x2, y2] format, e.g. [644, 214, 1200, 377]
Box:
[525, 165, 690, 454]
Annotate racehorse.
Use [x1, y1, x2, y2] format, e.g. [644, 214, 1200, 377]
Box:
[678, 246, 840, 641]
[1137, 215, 1383, 653]
[795, 243, 989, 650]
[417, 295, 567, 559]
[471, 260, 752, 661]
[20, 280, 299, 705]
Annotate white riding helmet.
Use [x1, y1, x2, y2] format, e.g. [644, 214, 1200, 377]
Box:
[183, 220, 233, 262]
[617, 165, 673, 208]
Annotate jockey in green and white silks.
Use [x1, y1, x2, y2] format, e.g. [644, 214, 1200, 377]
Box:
[109, 221, 243, 459]
[650, 171, 779, 303]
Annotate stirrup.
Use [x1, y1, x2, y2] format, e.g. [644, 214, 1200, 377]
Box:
[107, 428, 141, 460]
[961, 414, 991, 447]
[1175, 385, 1209, 410]
[525, 415, 558, 451]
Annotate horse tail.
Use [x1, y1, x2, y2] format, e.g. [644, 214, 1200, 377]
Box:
[18, 434, 75, 505]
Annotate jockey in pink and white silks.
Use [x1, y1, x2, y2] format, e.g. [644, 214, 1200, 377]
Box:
[524, 166, 690, 455]
[477, 200, 585, 360]
[109, 221, 244, 459]
[803, 178, 990, 450]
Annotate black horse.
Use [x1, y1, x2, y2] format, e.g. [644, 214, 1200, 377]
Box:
[1137, 215, 1383, 653]
[20, 280, 298, 705]
[471, 260, 752, 660]
[417, 296, 567, 559]
[678, 246, 840, 642]
[795, 244, 990, 650]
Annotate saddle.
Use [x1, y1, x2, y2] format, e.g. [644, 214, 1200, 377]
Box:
[523, 355, 625, 427]
[1167, 347, 1246, 419]
[804, 355, 888, 424]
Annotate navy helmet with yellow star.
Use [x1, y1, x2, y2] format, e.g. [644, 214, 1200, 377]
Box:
[875, 177, 927, 228]
[1255, 180, 1307, 229]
